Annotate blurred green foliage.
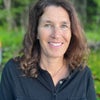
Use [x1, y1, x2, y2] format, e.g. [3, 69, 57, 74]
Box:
[0, 28, 23, 65]
[88, 50, 100, 98]
[86, 30, 100, 42]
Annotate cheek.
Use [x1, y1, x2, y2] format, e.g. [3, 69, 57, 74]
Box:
[37, 28, 51, 40]
[37, 28, 43, 39]
[63, 31, 71, 42]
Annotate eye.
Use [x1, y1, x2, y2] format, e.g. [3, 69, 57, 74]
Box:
[61, 24, 68, 29]
[44, 23, 52, 28]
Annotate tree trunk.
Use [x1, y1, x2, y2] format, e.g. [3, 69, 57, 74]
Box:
[3, 0, 13, 30]
[20, 6, 29, 33]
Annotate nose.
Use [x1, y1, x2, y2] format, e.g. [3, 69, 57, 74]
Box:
[51, 26, 61, 39]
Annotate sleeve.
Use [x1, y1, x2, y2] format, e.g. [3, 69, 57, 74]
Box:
[0, 59, 15, 100]
[86, 68, 97, 100]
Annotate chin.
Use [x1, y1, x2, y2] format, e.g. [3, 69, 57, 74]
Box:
[49, 54, 64, 58]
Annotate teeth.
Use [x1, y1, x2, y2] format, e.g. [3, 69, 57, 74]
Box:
[49, 42, 62, 46]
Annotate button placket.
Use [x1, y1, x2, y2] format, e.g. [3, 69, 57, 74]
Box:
[53, 91, 57, 100]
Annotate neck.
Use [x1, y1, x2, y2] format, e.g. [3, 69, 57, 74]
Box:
[40, 55, 66, 76]
[40, 56, 64, 70]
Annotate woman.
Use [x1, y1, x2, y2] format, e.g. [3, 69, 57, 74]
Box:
[0, 0, 97, 100]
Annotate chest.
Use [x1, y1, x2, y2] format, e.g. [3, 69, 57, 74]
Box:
[14, 74, 87, 100]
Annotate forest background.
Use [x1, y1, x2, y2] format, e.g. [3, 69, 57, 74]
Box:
[0, 0, 100, 99]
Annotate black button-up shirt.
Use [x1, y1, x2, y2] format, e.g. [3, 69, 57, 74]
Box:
[0, 59, 97, 100]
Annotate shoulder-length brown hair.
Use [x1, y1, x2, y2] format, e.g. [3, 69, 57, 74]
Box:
[17, 0, 89, 78]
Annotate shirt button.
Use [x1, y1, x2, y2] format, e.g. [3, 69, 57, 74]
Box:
[59, 80, 63, 84]
[53, 93, 56, 96]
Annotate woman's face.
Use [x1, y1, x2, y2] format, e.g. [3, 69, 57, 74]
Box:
[37, 6, 71, 59]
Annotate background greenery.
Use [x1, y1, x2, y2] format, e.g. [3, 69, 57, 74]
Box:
[0, 0, 100, 99]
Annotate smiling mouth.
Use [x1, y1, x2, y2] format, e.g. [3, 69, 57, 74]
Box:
[48, 42, 63, 47]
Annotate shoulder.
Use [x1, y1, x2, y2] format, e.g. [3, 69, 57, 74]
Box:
[73, 66, 92, 75]
[72, 66, 93, 80]
[78, 66, 94, 81]
[3, 58, 20, 70]
[82, 66, 93, 76]
[1, 58, 21, 78]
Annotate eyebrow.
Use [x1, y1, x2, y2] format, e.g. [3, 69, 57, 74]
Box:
[61, 21, 70, 25]
[42, 20, 52, 23]
[42, 19, 70, 24]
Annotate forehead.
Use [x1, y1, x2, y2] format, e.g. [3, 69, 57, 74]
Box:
[39, 5, 70, 23]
